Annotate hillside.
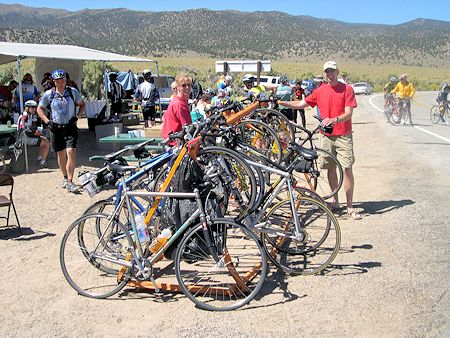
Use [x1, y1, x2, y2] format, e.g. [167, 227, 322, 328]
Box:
[0, 4, 449, 67]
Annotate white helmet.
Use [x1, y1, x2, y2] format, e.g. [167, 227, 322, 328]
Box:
[25, 100, 38, 107]
[242, 74, 256, 84]
[225, 75, 233, 82]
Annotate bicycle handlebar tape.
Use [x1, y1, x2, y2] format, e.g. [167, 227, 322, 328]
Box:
[225, 101, 259, 125]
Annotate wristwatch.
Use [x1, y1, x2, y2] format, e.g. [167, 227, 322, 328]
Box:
[335, 116, 339, 123]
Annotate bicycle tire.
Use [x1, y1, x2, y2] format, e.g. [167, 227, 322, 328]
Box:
[291, 148, 343, 200]
[234, 119, 283, 164]
[261, 197, 341, 275]
[198, 147, 258, 221]
[249, 107, 296, 141]
[444, 107, 450, 126]
[175, 218, 267, 311]
[430, 105, 440, 124]
[60, 213, 131, 299]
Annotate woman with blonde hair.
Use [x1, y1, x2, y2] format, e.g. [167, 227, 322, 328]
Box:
[162, 74, 193, 141]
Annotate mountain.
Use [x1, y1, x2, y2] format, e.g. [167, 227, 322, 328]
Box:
[0, 4, 449, 67]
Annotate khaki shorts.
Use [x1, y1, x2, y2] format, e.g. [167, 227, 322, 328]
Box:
[318, 133, 355, 169]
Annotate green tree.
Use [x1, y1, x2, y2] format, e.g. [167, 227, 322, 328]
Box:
[82, 61, 115, 100]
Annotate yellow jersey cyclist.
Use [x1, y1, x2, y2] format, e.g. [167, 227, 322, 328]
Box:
[241, 74, 277, 100]
[391, 74, 416, 124]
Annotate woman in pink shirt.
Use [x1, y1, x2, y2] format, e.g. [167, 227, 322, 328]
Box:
[162, 74, 193, 140]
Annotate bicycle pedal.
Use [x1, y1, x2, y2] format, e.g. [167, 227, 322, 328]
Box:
[150, 276, 160, 293]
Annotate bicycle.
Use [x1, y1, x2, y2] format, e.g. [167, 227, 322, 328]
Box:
[387, 97, 413, 125]
[283, 118, 344, 201]
[241, 145, 341, 275]
[61, 139, 267, 311]
[430, 102, 449, 126]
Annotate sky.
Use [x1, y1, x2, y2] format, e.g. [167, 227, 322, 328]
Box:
[1, 0, 449, 25]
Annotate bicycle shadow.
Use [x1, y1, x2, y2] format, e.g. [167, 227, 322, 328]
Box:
[353, 199, 414, 215]
[321, 243, 382, 276]
[242, 267, 304, 311]
[0, 227, 56, 240]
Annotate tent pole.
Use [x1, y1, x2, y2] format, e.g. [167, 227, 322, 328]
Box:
[16, 56, 28, 172]
[16, 57, 24, 116]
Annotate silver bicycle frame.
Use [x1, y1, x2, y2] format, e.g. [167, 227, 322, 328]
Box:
[244, 159, 303, 239]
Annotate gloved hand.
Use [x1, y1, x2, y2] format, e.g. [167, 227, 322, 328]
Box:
[69, 116, 78, 125]
[48, 120, 56, 131]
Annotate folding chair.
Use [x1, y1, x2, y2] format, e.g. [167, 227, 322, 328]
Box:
[0, 173, 21, 232]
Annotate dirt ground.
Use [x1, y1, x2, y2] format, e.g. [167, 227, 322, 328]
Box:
[0, 94, 448, 337]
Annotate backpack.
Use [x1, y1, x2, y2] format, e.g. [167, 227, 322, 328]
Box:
[46, 87, 76, 113]
[159, 156, 224, 260]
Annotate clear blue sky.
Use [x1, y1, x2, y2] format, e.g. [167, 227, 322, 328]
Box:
[2, 0, 449, 25]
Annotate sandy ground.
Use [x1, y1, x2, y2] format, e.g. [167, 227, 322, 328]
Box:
[0, 94, 449, 337]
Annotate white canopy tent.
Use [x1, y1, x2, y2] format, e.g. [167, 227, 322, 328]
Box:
[0, 41, 157, 171]
[0, 41, 157, 112]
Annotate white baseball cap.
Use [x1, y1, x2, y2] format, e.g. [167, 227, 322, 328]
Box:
[323, 61, 338, 71]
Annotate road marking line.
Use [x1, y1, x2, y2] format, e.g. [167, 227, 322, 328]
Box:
[413, 126, 450, 143]
[368, 94, 450, 144]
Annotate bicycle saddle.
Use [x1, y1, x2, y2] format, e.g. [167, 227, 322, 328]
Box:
[296, 146, 318, 160]
[108, 162, 135, 174]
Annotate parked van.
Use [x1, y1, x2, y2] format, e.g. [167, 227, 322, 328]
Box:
[135, 74, 176, 98]
[256, 76, 281, 87]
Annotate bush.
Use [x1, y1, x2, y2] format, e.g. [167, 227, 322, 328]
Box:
[82, 61, 116, 100]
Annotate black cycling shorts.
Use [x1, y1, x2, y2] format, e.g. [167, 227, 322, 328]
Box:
[51, 124, 78, 152]
[142, 105, 156, 121]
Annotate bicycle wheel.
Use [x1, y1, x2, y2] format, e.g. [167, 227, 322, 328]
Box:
[197, 147, 258, 221]
[235, 119, 283, 164]
[261, 197, 341, 275]
[291, 148, 343, 200]
[249, 107, 295, 141]
[60, 213, 131, 299]
[444, 107, 450, 126]
[430, 105, 440, 124]
[175, 218, 267, 311]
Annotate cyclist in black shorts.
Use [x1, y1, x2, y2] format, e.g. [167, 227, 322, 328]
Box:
[37, 69, 85, 193]
[134, 70, 160, 128]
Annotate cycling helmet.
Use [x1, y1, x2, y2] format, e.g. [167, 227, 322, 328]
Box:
[109, 72, 117, 77]
[205, 88, 215, 96]
[279, 75, 289, 84]
[400, 74, 408, 80]
[295, 79, 302, 85]
[390, 76, 397, 82]
[51, 69, 66, 80]
[25, 100, 38, 107]
[225, 75, 233, 82]
[143, 69, 151, 75]
[242, 74, 256, 83]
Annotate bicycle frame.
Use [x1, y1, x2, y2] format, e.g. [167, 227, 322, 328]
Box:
[243, 159, 304, 240]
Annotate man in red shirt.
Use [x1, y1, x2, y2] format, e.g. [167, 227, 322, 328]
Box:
[279, 61, 362, 220]
[162, 74, 193, 141]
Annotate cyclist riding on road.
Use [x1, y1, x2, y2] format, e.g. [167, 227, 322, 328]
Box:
[436, 82, 450, 113]
[391, 74, 415, 124]
[383, 76, 398, 110]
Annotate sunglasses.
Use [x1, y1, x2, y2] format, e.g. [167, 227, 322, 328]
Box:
[179, 83, 192, 88]
[324, 69, 336, 73]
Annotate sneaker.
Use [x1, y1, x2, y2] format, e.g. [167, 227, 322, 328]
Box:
[38, 160, 48, 168]
[62, 178, 68, 189]
[67, 182, 78, 193]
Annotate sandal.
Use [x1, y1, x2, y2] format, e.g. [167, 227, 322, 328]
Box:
[347, 209, 362, 220]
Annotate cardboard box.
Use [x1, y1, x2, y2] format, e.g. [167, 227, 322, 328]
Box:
[122, 113, 140, 126]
